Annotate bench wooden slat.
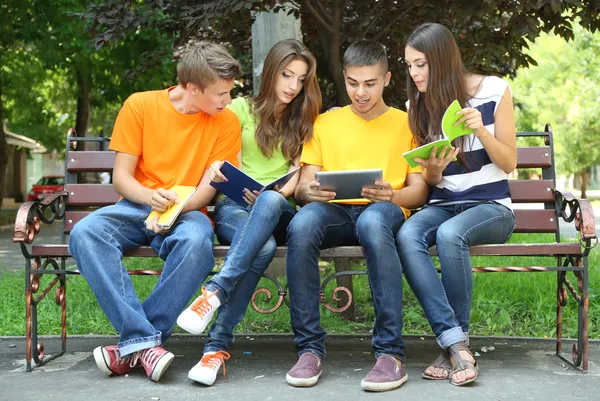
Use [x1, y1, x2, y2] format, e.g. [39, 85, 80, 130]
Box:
[65, 184, 120, 206]
[63, 209, 559, 234]
[67, 151, 115, 172]
[516, 147, 552, 168]
[508, 180, 554, 203]
[513, 209, 557, 233]
[30, 242, 582, 259]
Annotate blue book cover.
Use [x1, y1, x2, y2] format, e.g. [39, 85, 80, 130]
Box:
[210, 161, 300, 206]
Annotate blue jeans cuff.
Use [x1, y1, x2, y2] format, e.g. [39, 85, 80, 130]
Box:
[118, 333, 162, 357]
[436, 327, 466, 349]
[374, 352, 405, 362]
[205, 282, 226, 305]
[298, 349, 325, 360]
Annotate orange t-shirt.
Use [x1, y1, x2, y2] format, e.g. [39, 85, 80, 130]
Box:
[109, 87, 241, 214]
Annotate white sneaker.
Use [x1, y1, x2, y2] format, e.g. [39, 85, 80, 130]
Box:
[177, 286, 221, 334]
[188, 351, 231, 385]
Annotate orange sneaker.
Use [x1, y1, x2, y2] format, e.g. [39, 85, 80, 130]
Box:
[188, 350, 231, 385]
[177, 286, 221, 334]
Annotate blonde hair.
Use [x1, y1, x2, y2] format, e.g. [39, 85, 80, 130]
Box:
[175, 41, 242, 90]
[252, 39, 322, 160]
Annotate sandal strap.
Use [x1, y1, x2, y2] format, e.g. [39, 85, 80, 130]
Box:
[448, 342, 477, 374]
[430, 349, 451, 369]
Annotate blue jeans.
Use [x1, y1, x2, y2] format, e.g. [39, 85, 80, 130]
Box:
[68, 199, 215, 356]
[397, 201, 515, 348]
[286, 201, 406, 360]
[204, 190, 296, 353]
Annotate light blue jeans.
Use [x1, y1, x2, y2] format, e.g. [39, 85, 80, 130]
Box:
[204, 190, 296, 353]
[396, 201, 515, 348]
[68, 199, 215, 356]
[286, 201, 407, 360]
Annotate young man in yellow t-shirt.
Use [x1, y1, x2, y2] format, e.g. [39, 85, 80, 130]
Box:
[285, 40, 429, 392]
[68, 42, 242, 382]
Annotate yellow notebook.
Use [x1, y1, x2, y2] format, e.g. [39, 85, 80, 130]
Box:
[145, 185, 197, 229]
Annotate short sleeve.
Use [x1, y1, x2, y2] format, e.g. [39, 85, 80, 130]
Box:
[207, 111, 242, 168]
[300, 119, 322, 167]
[226, 97, 250, 129]
[109, 96, 143, 156]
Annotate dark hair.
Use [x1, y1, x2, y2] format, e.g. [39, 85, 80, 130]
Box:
[252, 39, 322, 160]
[405, 23, 471, 157]
[343, 39, 389, 72]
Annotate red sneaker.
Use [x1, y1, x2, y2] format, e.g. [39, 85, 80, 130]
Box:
[93, 345, 139, 376]
[139, 346, 175, 382]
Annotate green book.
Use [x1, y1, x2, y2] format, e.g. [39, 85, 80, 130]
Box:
[402, 100, 472, 168]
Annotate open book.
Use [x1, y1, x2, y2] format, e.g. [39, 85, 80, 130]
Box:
[210, 161, 300, 206]
[402, 100, 472, 168]
[145, 185, 197, 229]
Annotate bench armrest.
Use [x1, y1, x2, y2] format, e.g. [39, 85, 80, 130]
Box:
[553, 189, 597, 253]
[12, 191, 68, 246]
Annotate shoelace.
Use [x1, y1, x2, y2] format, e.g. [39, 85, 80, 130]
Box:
[190, 286, 218, 317]
[109, 347, 138, 368]
[139, 347, 163, 367]
[200, 351, 231, 376]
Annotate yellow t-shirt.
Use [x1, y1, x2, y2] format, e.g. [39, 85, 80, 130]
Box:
[300, 105, 421, 217]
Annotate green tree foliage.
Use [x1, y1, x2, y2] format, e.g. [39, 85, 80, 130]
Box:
[1, 0, 177, 203]
[82, 0, 600, 108]
[510, 23, 600, 196]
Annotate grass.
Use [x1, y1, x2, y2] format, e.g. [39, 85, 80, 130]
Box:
[0, 233, 598, 339]
[0, 210, 18, 226]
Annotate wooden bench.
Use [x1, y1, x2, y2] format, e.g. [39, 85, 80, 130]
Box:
[13, 126, 596, 373]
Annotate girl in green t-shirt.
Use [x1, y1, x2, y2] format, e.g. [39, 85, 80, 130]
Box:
[177, 39, 322, 385]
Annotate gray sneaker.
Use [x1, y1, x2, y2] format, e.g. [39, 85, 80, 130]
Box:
[286, 352, 322, 387]
[361, 355, 407, 392]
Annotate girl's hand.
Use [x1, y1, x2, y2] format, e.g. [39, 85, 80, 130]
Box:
[456, 107, 485, 137]
[242, 188, 261, 206]
[414, 146, 459, 175]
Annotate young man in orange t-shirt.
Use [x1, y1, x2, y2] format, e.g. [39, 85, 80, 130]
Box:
[68, 42, 242, 382]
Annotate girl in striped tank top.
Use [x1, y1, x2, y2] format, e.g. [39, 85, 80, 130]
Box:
[397, 23, 517, 386]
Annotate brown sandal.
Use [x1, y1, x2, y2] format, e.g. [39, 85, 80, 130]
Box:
[448, 342, 479, 386]
[422, 349, 451, 380]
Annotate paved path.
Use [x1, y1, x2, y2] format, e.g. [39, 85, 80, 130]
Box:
[0, 335, 597, 401]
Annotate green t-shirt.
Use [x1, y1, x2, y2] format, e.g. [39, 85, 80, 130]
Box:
[227, 97, 290, 184]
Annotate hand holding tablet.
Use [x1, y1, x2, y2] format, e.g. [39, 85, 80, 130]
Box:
[315, 169, 383, 200]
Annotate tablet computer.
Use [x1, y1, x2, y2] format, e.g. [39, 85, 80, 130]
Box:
[315, 169, 383, 200]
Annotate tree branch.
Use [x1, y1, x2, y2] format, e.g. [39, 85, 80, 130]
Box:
[313, 0, 335, 27]
[361, 0, 388, 39]
[301, 0, 336, 34]
[373, 6, 416, 41]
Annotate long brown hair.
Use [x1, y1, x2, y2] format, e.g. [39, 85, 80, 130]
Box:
[252, 39, 322, 160]
[406, 23, 471, 154]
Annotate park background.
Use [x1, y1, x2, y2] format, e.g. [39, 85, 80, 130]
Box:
[1, 0, 599, 341]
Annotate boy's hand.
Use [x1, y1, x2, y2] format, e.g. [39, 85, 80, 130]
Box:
[150, 188, 179, 212]
[299, 180, 336, 203]
[361, 180, 393, 203]
[145, 216, 170, 235]
[208, 160, 228, 183]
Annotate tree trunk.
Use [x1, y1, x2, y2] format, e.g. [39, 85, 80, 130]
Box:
[306, 0, 349, 107]
[580, 169, 589, 199]
[0, 76, 9, 211]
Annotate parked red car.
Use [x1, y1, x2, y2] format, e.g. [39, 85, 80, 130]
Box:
[27, 175, 65, 201]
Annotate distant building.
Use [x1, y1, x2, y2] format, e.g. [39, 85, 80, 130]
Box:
[4, 126, 63, 203]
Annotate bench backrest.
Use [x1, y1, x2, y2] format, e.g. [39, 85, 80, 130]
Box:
[61, 126, 559, 239]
